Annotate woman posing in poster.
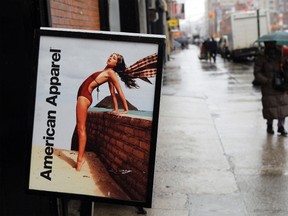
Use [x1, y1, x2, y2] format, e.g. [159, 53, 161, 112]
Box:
[76, 53, 158, 171]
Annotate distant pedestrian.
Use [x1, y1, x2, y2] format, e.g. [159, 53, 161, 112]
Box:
[210, 37, 218, 63]
[219, 37, 228, 60]
[203, 39, 209, 60]
[253, 41, 288, 136]
[198, 42, 207, 60]
[204, 37, 217, 63]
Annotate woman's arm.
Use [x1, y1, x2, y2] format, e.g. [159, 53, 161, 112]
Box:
[108, 81, 118, 113]
[109, 70, 129, 114]
[254, 55, 270, 85]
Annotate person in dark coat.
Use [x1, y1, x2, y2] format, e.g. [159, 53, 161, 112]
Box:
[254, 41, 288, 136]
[210, 37, 218, 63]
[202, 39, 209, 60]
[203, 37, 218, 63]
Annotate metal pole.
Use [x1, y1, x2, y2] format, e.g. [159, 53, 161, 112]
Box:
[257, 9, 260, 46]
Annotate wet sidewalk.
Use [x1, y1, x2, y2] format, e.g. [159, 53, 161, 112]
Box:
[91, 45, 288, 216]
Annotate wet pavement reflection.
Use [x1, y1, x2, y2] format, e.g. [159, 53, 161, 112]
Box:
[160, 45, 288, 216]
[261, 136, 286, 175]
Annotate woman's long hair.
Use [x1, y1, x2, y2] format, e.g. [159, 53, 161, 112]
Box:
[113, 54, 139, 89]
[113, 53, 158, 89]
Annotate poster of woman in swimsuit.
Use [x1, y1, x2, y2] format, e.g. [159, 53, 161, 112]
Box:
[27, 28, 165, 207]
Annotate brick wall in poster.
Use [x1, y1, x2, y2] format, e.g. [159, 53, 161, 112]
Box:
[71, 111, 153, 201]
[49, 0, 100, 30]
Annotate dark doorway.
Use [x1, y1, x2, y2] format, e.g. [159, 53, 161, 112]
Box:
[119, 0, 140, 33]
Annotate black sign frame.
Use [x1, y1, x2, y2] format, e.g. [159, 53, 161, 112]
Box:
[27, 27, 165, 208]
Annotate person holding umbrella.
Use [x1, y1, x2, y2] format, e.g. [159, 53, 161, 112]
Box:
[254, 41, 288, 136]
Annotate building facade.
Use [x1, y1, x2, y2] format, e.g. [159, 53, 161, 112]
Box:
[47, 0, 168, 35]
[206, 0, 288, 38]
[47, 0, 170, 58]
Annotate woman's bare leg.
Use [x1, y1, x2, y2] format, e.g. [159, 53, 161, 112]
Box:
[76, 97, 90, 171]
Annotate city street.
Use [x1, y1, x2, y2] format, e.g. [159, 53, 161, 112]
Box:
[5, 1, 288, 215]
[90, 45, 288, 216]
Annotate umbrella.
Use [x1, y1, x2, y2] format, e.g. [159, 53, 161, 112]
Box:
[256, 31, 288, 45]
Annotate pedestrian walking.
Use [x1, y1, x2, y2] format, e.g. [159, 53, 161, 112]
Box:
[198, 42, 207, 60]
[202, 36, 217, 63]
[210, 37, 218, 63]
[253, 41, 288, 136]
[219, 36, 229, 60]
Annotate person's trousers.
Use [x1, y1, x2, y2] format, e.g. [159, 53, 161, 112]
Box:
[267, 118, 286, 127]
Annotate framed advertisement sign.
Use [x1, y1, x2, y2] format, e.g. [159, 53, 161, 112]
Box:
[27, 27, 165, 207]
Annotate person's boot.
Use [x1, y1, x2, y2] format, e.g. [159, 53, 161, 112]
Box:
[277, 126, 288, 136]
[267, 124, 274, 134]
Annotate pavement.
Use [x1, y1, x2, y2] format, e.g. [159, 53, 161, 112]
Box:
[69, 45, 288, 216]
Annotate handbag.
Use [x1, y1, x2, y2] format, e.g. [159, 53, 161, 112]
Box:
[273, 69, 286, 91]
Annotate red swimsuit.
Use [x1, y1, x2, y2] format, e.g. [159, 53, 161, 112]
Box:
[77, 71, 101, 103]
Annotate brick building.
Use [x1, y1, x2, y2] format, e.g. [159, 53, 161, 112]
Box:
[49, 0, 101, 30]
[45, 0, 167, 34]
[47, 0, 170, 59]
